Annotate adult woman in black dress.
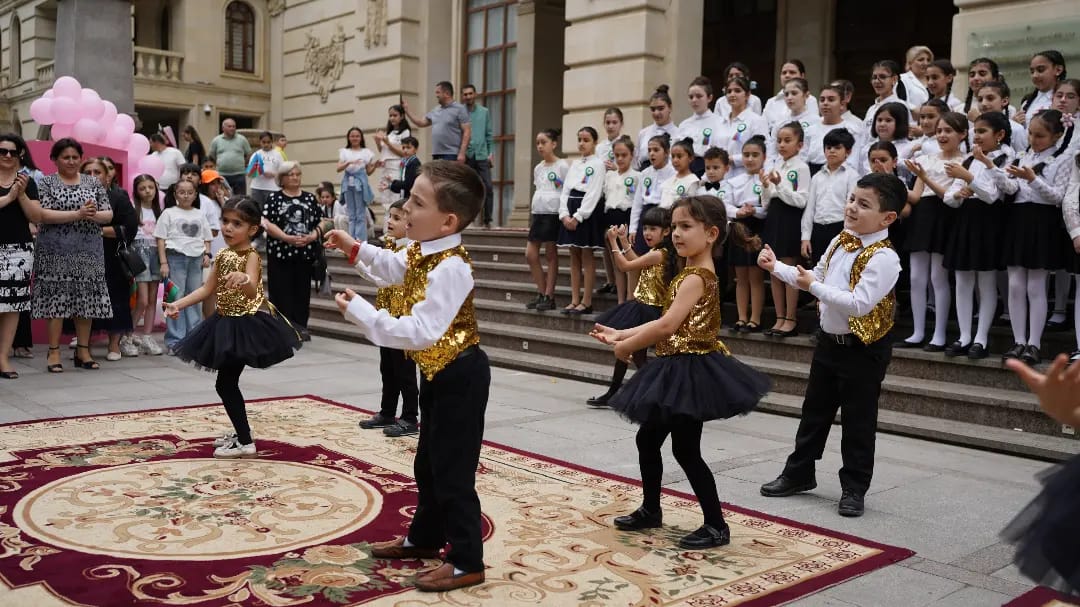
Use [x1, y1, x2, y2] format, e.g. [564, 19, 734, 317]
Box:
[182, 125, 206, 166]
[0, 134, 41, 378]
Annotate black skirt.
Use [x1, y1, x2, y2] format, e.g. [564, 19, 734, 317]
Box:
[174, 311, 301, 371]
[595, 300, 662, 330]
[605, 207, 631, 229]
[727, 216, 764, 267]
[609, 352, 771, 424]
[1001, 203, 1066, 270]
[905, 195, 955, 254]
[1002, 455, 1080, 594]
[943, 198, 1005, 271]
[761, 198, 804, 259]
[632, 205, 658, 255]
[809, 221, 844, 266]
[528, 213, 560, 243]
[557, 190, 606, 249]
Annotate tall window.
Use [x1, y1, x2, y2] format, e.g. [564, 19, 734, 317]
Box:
[225, 1, 255, 73]
[9, 16, 20, 82]
[464, 0, 517, 225]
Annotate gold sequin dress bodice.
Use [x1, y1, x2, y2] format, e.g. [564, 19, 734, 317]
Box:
[655, 266, 730, 357]
[402, 242, 481, 380]
[823, 238, 896, 344]
[214, 248, 264, 316]
[634, 248, 669, 308]
[374, 237, 409, 317]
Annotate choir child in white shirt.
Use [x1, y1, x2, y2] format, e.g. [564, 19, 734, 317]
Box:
[761, 122, 811, 337]
[678, 76, 725, 177]
[659, 138, 702, 210]
[829, 79, 869, 143]
[601, 135, 641, 303]
[1018, 51, 1066, 127]
[758, 172, 907, 517]
[715, 62, 763, 117]
[801, 128, 860, 267]
[864, 60, 908, 135]
[996, 110, 1074, 365]
[635, 85, 680, 171]
[963, 57, 1004, 121]
[976, 81, 1028, 152]
[925, 60, 964, 113]
[909, 99, 949, 158]
[769, 78, 820, 161]
[700, 147, 731, 194]
[725, 135, 769, 332]
[525, 128, 568, 312]
[630, 133, 675, 260]
[1054, 79, 1080, 157]
[331, 161, 489, 592]
[806, 85, 859, 175]
[940, 112, 1015, 360]
[716, 76, 770, 178]
[596, 107, 624, 171]
[557, 127, 607, 315]
[763, 60, 820, 131]
[1060, 146, 1080, 362]
[858, 102, 914, 176]
[900, 45, 933, 111]
[898, 111, 968, 351]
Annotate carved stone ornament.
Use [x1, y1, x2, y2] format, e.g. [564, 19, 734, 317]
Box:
[364, 0, 387, 49]
[304, 25, 346, 103]
[268, 0, 285, 17]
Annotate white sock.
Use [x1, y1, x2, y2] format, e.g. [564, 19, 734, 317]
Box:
[1027, 269, 1049, 348]
[453, 567, 466, 576]
[929, 254, 951, 346]
[1007, 267, 1029, 345]
[955, 271, 975, 345]
[907, 252, 930, 343]
[974, 271, 998, 347]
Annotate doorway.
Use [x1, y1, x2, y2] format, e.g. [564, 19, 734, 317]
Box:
[702, 0, 779, 107]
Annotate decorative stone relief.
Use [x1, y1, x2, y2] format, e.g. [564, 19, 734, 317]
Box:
[364, 0, 387, 49]
[304, 26, 345, 103]
[268, 0, 285, 17]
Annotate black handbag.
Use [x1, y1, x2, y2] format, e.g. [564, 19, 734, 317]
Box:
[115, 226, 147, 280]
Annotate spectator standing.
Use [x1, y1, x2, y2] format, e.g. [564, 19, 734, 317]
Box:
[402, 81, 471, 162]
[182, 125, 206, 166]
[151, 133, 187, 190]
[248, 131, 283, 207]
[208, 118, 252, 195]
[275, 134, 288, 161]
[462, 84, 495, 227]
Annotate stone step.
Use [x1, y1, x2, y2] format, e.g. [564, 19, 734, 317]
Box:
[304, 315, 1079, 462]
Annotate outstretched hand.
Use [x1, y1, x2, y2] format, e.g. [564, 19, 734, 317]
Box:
[324, 229, 355, 253]
[795, 265, 816, 290]
[335, 288, 357, 314]
[1006, 355, 1080, 427]
[589, 323, 620, 345]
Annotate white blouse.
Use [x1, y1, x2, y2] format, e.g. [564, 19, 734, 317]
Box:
[630, 162, 676, 232]
[603, 168, 641, 212]
[558, 155, 607, 222]
[635, 122, 680, 169]
[531, 159, 569, 215]
[677, 110, 726, 158]
[762, 156, 811, 211]
[715, 108, 770, 177]
[992, 141, 1072, 207]
[721, 172, 767, 220]
[659, 172, 702, 209]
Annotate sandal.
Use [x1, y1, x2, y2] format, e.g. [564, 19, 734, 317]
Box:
[732, 320, 748, 332]
[46, 346, 63, 373]
[73, 345, 100, 370]
[741, 322, 761, 334]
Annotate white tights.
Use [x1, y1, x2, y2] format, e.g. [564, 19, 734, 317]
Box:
[908, 252, 950, 345]
[1007, 267, 1048, 348]
[954, 270, 997, 347]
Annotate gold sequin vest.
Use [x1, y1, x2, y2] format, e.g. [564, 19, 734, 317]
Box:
[374, 237, 409, 317]
[214, 248, 264, 316]
[634, 248, 669, 308]
[402, 242, 481, 380]
[823, 238, 895, 344]
[655, 266, 730, 357]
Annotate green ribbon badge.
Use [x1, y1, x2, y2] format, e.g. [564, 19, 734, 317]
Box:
[644, 177, 653, 195]
[584, 166, 595, 184]
[676, 184, 686, 196]
[786, 170, 799, 191]
[624, 176, 635, 195]
[702, 128, 712, 145]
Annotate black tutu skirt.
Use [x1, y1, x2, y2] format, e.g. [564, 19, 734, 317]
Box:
[609, 352, 771, 424]
[761, 198, 804, 258]
[557, 190, 606, 249]
[1002, 455, 1080, 595]
[1001, 203, 1066, 270]
[595, 300, 662, 330]
[727, 217, 764, 267]
[174, 311, 301, 371]
[905, 196, 955, 254]
[943, 198, 1005, 271]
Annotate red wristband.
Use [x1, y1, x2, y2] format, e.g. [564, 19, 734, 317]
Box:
[348, 242, 362, 265]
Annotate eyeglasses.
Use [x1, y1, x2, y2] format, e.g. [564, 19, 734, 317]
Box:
[0, 149, 18, 157]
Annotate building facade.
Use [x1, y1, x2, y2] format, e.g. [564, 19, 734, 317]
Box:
[0, 0, 1075, 225]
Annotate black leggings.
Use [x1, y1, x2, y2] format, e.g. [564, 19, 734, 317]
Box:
[637, 415, 725, 527]
[216, 363, 251, 444]
[608, 349, 647, 394]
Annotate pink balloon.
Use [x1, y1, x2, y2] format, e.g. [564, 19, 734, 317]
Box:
[52, 76, 81, 100]
[43, 89, 54, 99]
[102, 123, 132, 149]
[50, 122, 74, 140]
[127, 133, 150, 158]
[113, 113, 135, 134]
[138, 155, 165, 180]
[97, 100, 117, 130]
[73, 118, 104, 144]
[29, 98, 54, 125]
[78, 89, 105, 121]
[50, 97, 80, 125]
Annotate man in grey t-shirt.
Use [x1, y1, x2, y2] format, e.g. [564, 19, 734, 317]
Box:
[403, 81, 471, 162]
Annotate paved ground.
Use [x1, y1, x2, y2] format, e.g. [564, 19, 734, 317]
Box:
[0, 337, 1054, 606]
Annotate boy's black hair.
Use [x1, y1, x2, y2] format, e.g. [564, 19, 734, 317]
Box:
[401, 136, 419, 148]
[703, 147, 730, 163]
[422, 160, 484, 231]
[855, 172, 906, 214]
[822, 127, 855, 151]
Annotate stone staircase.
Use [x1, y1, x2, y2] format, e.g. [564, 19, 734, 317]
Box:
[306, 229, 1080, 462]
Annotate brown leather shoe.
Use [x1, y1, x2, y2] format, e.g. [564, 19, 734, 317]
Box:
[369, 537, 441, 560]
[414, 563, 485, 592]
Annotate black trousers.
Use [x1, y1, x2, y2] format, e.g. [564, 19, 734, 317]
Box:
[268, 256, 313, 328]
[809, 222, 844, 267]
[216, 363, 251, 444]
[465, 157, 495, 224]
[637, 415, 725, 527]
[224, 173, 246, 195]
[379, 346, 419, 421]
[406, 348, 489, 573]
[782, 335, 892, 495]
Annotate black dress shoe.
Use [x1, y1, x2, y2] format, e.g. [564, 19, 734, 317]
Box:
[613, 506, 662, 530]
[586, 392, 613, 407]
[967, 343, 989, 360]
[922, 342, 946, 353]
[1002, 343, 1025, 361]
[893, 339, 922, 349]
[677, 523, 731, 549]
[1021, 344, 1041, 366]
[596, 283, 616, 294]
[838, 490, 865, 517]
[760, 475, 817, 497]
[535, 295, 556, 311]
[944, 341, 971, 357]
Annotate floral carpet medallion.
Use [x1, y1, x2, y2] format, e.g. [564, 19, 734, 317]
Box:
[0, 396, 912, 606]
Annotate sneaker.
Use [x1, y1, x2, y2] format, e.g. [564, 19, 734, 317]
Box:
[139, 335, 164, 356]
[213, 431, 238, 448]
[119, 336, 140, 357]
[535, 295, 556, 312]
[213, 437, 256, 459]
[165, 347, 177, 356]
[106, 350, 122, 361]
[383, 419, 419, 437]
[359, 413, 397, 429]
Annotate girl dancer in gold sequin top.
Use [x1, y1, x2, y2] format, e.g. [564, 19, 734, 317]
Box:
[590, 195, 770, 550]
[164, 197, 301, 459]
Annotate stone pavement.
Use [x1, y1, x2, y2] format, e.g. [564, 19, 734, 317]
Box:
[0, 338, 1055, 606]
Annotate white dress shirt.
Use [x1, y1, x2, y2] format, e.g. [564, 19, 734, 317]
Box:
[635, 122, 680, 168]
[992, 140, 1072, 207]
[938, 93, 964, 113]
[773, 227, 901, 335]
[912, 152, 966, 207]
[596, 137, 619, 166]
[804, 121, 861, 167]
[630, 162, 676, 232]
[944, 148, 1013, 207]
[842, 112, 869, 143]
[769, 107, 821, 161]
[716, 109, 770, 177]
[900, 71, 929, 111]
[531, 159, 569, 214]
[857, 138, 915, 176]
[716, 94, 763, 117]
[659, 172, 702, 209]
[1062, 161, 1080, 238]
[344, 233, 474, 351]
[603, 169, 641, 212]
[677, 110, 726, 157]
[559, 155, 607, 222]
[763, 93, 820, 131]
[721, 172, 767, 220]
[1023, 89, 1054, 124]
[352, 236, 412, 287]
[762, 156, 811, 212]
[801, 163, 860, 240]
[863, 94, 905, 134]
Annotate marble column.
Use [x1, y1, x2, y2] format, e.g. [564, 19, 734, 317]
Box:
[55, 0, 134, 113]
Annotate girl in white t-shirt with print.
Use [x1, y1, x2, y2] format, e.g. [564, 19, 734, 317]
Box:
[131, 175, 165, 355]
[155, 179, 212, 352]
[373, 105, 411, 211]
[336, 127, 378, 242]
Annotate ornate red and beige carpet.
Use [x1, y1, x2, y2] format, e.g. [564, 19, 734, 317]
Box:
[0, 396, 913, 606]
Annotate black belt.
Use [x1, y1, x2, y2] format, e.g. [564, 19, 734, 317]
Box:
[819, 330, 863, 347]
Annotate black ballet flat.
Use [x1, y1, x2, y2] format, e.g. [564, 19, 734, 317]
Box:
[731, 320, 748, 332]
[614, 506, 662, 531]
[922, 343, 946, 353]
[944, 341, 971, 357]
[967, 343, 989, 360]
[46, 346, 63, 374]
[0, 370, 17, 379]
[73, 345, 100, 370]
[893, 339, 922, 349]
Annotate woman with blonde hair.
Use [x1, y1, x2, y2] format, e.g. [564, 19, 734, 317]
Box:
[901, 45, 933, 111]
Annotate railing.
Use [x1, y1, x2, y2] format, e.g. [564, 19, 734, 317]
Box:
[133, 46, 184, 82]
[35, 61, 53, 87]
